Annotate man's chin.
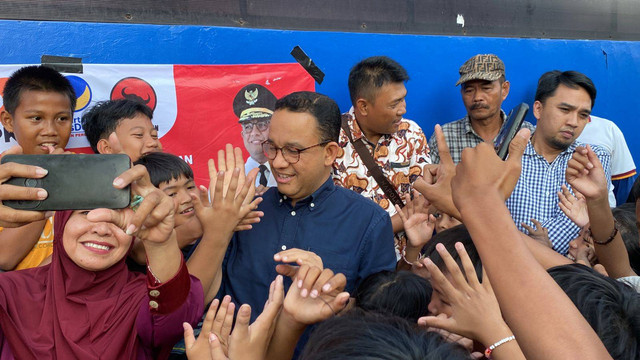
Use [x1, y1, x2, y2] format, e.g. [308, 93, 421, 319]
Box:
[550, 138, 573, 152]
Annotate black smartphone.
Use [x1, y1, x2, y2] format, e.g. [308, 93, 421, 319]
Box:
[494, 103, 529, 160]
[1, 154, 131, 211]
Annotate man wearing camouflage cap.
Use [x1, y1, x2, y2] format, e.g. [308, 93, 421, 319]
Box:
[428, 54, 535, 163]
[233, 83, 278, 188]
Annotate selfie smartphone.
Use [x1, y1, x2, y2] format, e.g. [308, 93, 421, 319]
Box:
[1, 154, 131, 211]
[494, 103, 529, 160]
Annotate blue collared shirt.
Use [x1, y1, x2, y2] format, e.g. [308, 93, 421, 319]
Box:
[506, 141, 611, 255]
[220, 176, 396, 320]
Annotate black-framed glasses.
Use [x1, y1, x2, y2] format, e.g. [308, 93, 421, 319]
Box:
[241, 120, 270, 133]
[262, 140, 330, 164]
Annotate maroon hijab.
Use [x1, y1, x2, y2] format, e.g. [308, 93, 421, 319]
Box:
[0, 210, 148, 359]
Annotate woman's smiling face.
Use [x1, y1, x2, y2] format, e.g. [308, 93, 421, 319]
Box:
[62, 210, 133, 271]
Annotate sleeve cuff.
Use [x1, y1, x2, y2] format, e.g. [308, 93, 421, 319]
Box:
[146, 256, 191, 315]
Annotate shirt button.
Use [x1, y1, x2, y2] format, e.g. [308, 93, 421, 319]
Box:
[283, 195, 288, 199]
[149, 290, 160, 297]
[279, 199, 283, 203]
[310, 203, 315, 208]
[281, 245, 287, 250]
[291, 211, 296, 216]
[149, 300, 159, 309]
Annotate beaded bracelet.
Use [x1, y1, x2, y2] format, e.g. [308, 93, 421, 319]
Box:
[484, 335, 516, 359]
[586, 219, 619, 246]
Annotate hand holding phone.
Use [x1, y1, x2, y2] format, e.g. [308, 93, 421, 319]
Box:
[0, 146, 53, 227]
[1, 154, 131, 211]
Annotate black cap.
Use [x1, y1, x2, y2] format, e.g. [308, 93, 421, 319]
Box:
[233, 84, 277, 123]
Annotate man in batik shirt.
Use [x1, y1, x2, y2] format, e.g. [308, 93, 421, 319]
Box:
[333, 56, 430, 255]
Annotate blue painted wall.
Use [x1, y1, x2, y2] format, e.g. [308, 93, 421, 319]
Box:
[1, 19, 638, 163]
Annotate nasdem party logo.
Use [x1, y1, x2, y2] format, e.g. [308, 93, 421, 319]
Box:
[110, 77, 157, 111]
[66, 75, 92, 112]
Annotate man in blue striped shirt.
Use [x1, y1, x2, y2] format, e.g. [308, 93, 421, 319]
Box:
[506, 71, 611, 255]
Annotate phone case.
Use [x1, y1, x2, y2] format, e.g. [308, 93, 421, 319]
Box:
[1, 154, 131, 211]
[495, 103, 529, 160]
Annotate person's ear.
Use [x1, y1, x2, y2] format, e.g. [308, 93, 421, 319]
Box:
[1, 110, 15, 133]
[532, 100, 543, 120]
[323, 141, 340, 166]
[96, 138, 114, 154]
[501, 80, 510, 100]
[355, 98, 369, 117]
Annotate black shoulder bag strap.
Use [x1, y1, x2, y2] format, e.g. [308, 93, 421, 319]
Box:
[341, 114, 405, 208]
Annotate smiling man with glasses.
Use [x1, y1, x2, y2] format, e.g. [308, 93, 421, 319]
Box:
[218, 91, 397, 353]
[233, 83, 278, 188]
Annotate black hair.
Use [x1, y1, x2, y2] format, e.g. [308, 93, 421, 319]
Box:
[2, 65, 76, 115]
[355, 270, 431, 323]
[300, 309, 471, 360]
[274, 91, 341, 143]
[630, 176, 640, 203]
[534, 70, 596, 108]
[612, 203, 640, 275]
[133, 152, 193, 188]
[423, 224, 483, 282]
[348, 56, 409, 105]
[81, 99, 154, 154]
[548, 264, 640, 359]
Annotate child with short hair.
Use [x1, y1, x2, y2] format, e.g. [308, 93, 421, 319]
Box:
[0, 65, 76, 270]
[134, 152, 202, 258]
[81, 99, 161, 161]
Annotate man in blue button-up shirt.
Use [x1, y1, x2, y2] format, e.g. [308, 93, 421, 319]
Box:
[220, 91, 396, 326]
[507, 70, 611, 255]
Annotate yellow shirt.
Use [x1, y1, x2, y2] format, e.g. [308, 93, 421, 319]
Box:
[13, 215, 55, 270]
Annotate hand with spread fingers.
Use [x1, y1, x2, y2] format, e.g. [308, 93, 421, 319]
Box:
[192, 167, 261, 234]
[283, 265, 350, 325]
[396, 190, 435, 250]
[185, 276, 284, 360]
[452, 128, 531, 214]
[413, 125, 461, 220]
[0, 145, 52, 227]
[207, 144, 264, 231]
[273, 248, 323, 279]
[565, 145, 608, 202]
[557, 184, 589, 228]
[417, 243, 525, 360]
[265, 266, 350, 360]
[520, 219, 552, 248]
[187, 158, 262, 304]
[208, 144, 246, 201]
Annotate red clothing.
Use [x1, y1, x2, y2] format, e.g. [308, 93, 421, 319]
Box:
[0, 211, 204, 360]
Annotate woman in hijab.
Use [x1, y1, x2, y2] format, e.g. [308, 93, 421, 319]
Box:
[0, 165, 204, 359]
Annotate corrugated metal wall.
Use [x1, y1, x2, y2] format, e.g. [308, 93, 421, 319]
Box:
[0, 0, 639, 40]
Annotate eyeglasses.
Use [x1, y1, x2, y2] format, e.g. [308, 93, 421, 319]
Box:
[262, 140, 330, 164]
[241, 120, 270, 133]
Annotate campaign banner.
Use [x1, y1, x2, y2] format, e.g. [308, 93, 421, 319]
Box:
[0, 63, 315, 184]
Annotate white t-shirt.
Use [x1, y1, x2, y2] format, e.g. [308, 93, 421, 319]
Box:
[577, 116, 636, 207]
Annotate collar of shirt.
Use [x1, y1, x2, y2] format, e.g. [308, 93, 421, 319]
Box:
[275, 175, 335, 210]
[523, 139, 579, 160]
[347, 106, 394, 146]
[461, 110, 507, 140]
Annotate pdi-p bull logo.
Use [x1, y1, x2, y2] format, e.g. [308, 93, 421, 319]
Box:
[110, 77, 157, 111]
